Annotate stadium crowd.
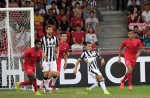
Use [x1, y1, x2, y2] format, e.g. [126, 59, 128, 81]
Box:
[0, 0, 99, 52]
[127, 0, 150, 48]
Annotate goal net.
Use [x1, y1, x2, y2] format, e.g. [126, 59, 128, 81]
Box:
[0, 8, 34, 90]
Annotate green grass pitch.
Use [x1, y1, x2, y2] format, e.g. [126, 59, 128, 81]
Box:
[0, 86, 150, 98]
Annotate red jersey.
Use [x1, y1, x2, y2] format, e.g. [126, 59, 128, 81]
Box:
[58, 40, 69, 58]
[120, 38, 143, 60]
[72, 31, 84, 44]
[23, 48, 42, 68]
[71, 18, 82, 28]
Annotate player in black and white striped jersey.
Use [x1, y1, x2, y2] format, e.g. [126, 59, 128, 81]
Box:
[73, 42, 110, 95]
[41, 25, 59, 93]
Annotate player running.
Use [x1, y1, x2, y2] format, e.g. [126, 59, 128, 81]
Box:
[16, 40, 45, 96]
[73, 42, 110, 95]
[118, 30, 143, 90]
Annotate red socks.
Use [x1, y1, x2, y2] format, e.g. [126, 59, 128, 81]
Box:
[121, 73, 127, 83]
[127, 72, 132, 86]
[32, 79, 38, 92]
[19, 80, 30, 86]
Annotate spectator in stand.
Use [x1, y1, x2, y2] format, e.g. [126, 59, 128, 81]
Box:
[57, 9, 69, 22]
[142, 4, 150, 24]
[128, 0, 141, 16]
[9, 0, 19, 7]
[22, 0, 34, 7]
[90, 0, 97, 10]
[106, 0, 114, 10]
[73, 2, 83, 18]
[143, 30, 150, 47]
[142, 26, 150, 34]
[85, 27, 98, 48]
[83, 3, 91, 21]
[59, 15, 70, 31]
[140, 0, 149, 12]
[72, 0, 82, 7]
[37, 2, 46, 16]
[133, 26, 143, 42]
[72, 25, 84, 50]
[82, 0, 88, 10]
[133, 25, 141, 34]
[128, 7, 141, 23]
[46, 0, 55, 5]
[85, 11, 99, 32]
[46, 1, 59, 15]
[44, 8, 57, 26]
[34, 9, 44, 26]
[71, 11, 83, 30]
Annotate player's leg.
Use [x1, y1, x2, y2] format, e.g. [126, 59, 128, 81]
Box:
[126, 65, 133, 90]
[96, 75, 110, 94]
[16, 68, 32, 92]
[29, 74, 41, 95]
[49, 61, 58, 93]
[42, 62, 50, 92]
[120, 60, 132, 89]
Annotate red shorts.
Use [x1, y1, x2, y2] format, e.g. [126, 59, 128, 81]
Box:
[57, 58, 62, 72]
[24, 66, 35, 76]
[125, 60, 136, 69]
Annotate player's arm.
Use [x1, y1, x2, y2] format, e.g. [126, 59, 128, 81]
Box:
[37, 61, 43, 70]
[63, 53, 68, 70]
[96, 52, 105, 66]
[118, 41, 125, 63]
[55, 38, 59, 59]
[136, 41, 143, 57]
[42, 52, 47, 60]
[20, 49, 31, 71]
[73, 58, 82, 75]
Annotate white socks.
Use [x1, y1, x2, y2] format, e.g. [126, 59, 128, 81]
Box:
[44, 78, 49, 90]
[89, 83, 99, 91]
[99, 79, 107, 92]
[52, 77, 58, 87]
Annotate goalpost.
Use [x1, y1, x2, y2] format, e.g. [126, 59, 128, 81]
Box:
[0, 8, 34, 90]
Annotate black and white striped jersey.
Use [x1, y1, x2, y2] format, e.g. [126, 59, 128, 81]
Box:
[80, 50, 101, 71]
[41, 35, 59, 62]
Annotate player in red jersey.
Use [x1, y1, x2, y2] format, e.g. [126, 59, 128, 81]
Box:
[16, 40, 46, 95]
[57, 32, 69, 72]
[118, 30, 143, 90]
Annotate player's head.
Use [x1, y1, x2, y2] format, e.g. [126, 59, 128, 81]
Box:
[60, 32, 67, 42]
[128, 30, 134, 39]
[34, 40, 41, 49]
[133, 25, 138, 31]
[45, 25, 53, 35]
[85, 42, 92, 51]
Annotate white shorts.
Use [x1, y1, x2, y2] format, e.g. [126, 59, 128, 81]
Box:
[89, 69, 102, 79]
[42, 61, 57, 72]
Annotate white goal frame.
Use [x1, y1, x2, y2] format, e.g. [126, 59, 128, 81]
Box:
[0, 8, 34, 90]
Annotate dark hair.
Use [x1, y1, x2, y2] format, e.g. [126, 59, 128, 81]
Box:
[51, 1, 56, 5]
[45, 25, 53, 30]
[128, 30, 134, 33]
[88, 27, 94, 33]
[133, 25, 138, 29]
[85, 42, 91, 46]
[60, 32, 67, 36]
[34, 9, 39, 12]
[34, 40, 41, 44]
[89, 11, 94, 14]
[75, 2, 80, 6]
